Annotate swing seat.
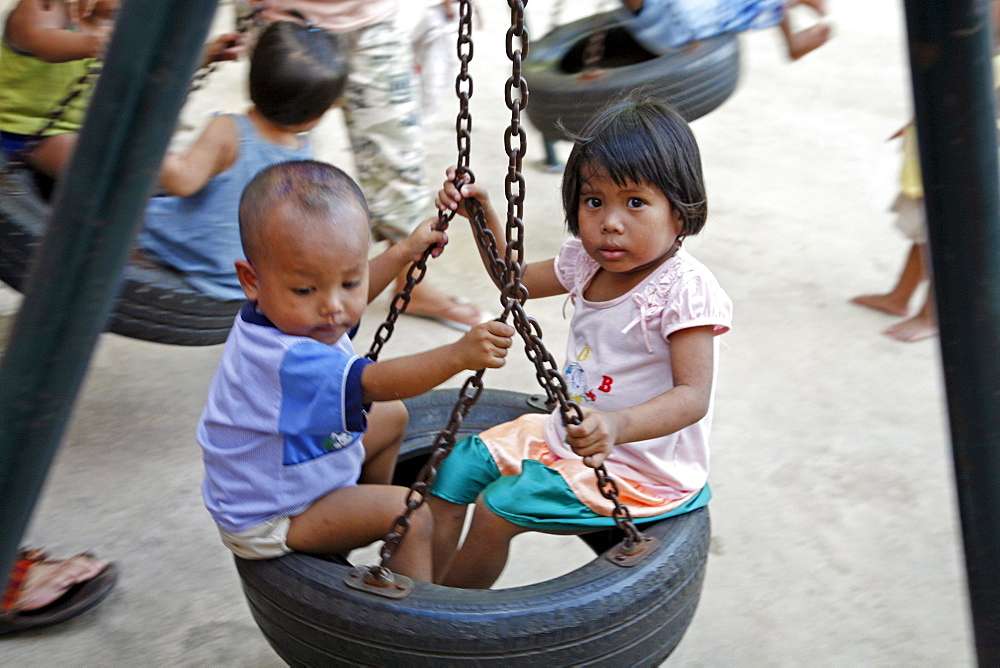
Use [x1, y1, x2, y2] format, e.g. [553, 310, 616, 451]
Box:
[235, 389, 710, 666]
[524, 10, 741, 140]
[0, 147, 243, 346]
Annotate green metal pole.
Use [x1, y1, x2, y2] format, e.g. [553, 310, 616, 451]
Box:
[0, 0, 219, 580]
[902, 0, 1000, 662]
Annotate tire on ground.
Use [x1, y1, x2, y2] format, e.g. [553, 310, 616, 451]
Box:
[0, 149, 242, 346]
[524, 11, 740, 140]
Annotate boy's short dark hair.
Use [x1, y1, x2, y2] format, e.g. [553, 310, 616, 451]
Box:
[561, 98, 708, 238]
[249, 21, 348, 126]
[239, 160, 369, 263]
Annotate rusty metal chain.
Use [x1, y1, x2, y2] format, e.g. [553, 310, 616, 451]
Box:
[366, 0, 476, 364]
[369, 0, 482, 571]
[495, 0, 647, 552]
[371, 0, 648, 578]
[377, 370, 486, 565]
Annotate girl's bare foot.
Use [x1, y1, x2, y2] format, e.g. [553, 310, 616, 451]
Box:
[851, 293, 911, 317]
[788, 23, 831, 60]
[883, 313, 937, 342]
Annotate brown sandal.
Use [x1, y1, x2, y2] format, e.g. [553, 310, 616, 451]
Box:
[0, 548, 118, 636]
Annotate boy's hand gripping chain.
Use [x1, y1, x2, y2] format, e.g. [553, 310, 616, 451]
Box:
[350, 0, 479, 597]
[366, 0, 478, 365]
[351, 0, 654, 599]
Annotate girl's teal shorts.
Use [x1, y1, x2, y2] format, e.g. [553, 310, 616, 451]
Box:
[430, 435, 710, 531]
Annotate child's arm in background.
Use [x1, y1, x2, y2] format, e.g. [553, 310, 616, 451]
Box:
[6, 0, 111, 62]
[156, 115, 239, 197]
[201, 31, 245, 68]
[366, 217, 448, 303]
[360, 320, 515, 402]
[436, 166, 566, 299]
[566, 325, 716, 467]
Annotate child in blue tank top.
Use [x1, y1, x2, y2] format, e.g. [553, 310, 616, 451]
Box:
[138, 20, 348, 301]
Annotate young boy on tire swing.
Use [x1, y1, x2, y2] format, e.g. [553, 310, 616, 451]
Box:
[197, 160, 515, 581]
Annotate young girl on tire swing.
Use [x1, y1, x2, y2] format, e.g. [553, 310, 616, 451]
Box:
[430, 97, 733, 589]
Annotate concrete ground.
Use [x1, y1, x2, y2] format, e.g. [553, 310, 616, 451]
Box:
[1, 0, 976, 665]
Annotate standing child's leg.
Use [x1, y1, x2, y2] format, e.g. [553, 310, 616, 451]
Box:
[360, 400, 408, 485]
[780, 0, 830, 60]
[883, 243, 938, 342]
[852, 242, 924, 317]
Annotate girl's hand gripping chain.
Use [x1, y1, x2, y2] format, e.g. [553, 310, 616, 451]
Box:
[564, 407, 620, 468]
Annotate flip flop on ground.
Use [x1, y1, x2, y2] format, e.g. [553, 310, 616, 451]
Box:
[0, 549, 119, 637]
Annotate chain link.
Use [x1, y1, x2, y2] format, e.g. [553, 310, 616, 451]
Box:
[372, 0, 481, 566]
[378, 371, 485, 563]
[373, 0, 646, 571]
[497, 0, 644, 547]
[365, 0, 477, 364]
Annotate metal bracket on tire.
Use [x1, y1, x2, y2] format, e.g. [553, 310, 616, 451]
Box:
[606, 536, 660, 568]
[345, 566, 414, 599]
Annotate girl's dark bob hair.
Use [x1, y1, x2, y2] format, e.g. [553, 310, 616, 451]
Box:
[561, 97, 708, 237]
[250, 21, 348, 127]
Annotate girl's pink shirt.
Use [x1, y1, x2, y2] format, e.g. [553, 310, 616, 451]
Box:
[545, 237, 732, 497]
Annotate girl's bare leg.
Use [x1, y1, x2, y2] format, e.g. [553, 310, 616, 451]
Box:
[884, 245, 937, 341]
[360, 400, 407, 485]
[425, 494, 469, 583]
[440, 500, 532, 589]
[287, 485, 433, 582]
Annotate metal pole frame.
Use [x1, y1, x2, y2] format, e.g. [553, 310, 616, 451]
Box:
[902, 0, 1000, 662]
[0, 0, 220, 580]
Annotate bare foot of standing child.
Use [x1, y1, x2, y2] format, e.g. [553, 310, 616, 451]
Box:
[782, 0, 830, 60]
[883, 314, 937, 342]
[850, 293, 911, 318]
[883, 302, 937, 342]
[787, 23, 831, 60]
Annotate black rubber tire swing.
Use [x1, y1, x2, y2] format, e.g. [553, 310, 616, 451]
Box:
[524, 9, 741, 139]
[235, 389, 710, 667]
[0, 147, 244, 346]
